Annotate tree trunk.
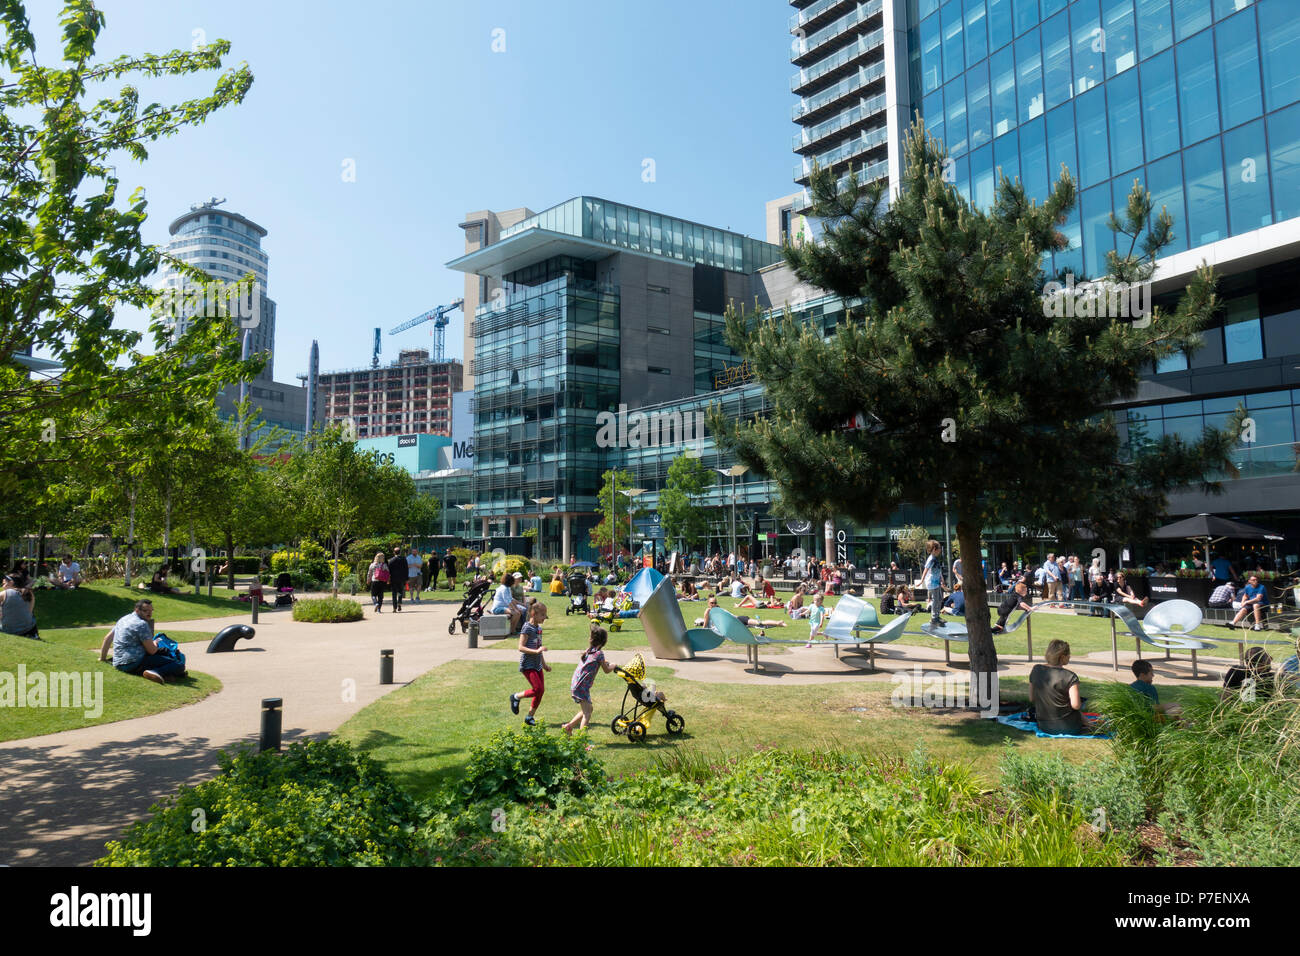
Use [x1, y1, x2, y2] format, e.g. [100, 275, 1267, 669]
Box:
[956, 512, 999, 714]
[225, 530, 236, 590]
[125, 490, 136, 588]
[36, 523, 46, 575]
[188, 521, 197, 584]
[332, 535, 341, 598]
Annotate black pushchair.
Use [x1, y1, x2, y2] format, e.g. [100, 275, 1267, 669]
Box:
[448, 576, 493, 634]
[565, 571, 589, 616]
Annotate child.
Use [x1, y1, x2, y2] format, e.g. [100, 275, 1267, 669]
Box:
[1129, 659, 1182, 718]
[806, 592, 828, 647]
[562, 624, 615, 736]
[509, 602, 551, 725]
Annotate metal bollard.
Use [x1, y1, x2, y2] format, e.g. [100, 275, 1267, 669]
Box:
[380, 649, 394, 685]
[251, 594, 259, 624]
[207, 570, 213, 597]
[259, 698, 282, 753]
[468, 619, 479, 649]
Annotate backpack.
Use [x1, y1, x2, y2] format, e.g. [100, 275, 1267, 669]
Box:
[154, 634, 186, 668]
[373, 563, 390, 583]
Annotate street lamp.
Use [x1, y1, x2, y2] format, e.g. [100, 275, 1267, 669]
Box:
[620, 488, 647, 568]
[456, 503, 473, 542]
[715, 465, 749, 565]
[530, 497, 553, 558]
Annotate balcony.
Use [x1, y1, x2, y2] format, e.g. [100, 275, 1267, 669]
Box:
[794, 158, 890, 210]
[793, 91, 887, 153]
[791, 28, 884, 96]
[793, 61, 885, 124]
[791, 0, 883, 68]
[789, 0, 854, 34]
[794, 124, 889, 184]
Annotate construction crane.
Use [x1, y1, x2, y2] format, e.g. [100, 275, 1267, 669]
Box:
[388, 299, 463, 364]
[371, 327, 382, 368]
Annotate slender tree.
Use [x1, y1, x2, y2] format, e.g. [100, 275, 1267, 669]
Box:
[713, 122, 1236, 701]
[657, 456, 713, 553]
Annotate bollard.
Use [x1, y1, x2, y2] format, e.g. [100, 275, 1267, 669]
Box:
[468, 619, 479, 649]
[259, 698, 282, 753]
[207, 570, 213, 597]
[251, 595, 259, 624]
[380, 649, 394, 685]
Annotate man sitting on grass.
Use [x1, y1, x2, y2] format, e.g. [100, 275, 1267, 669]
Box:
[98, 599, 185, 684]
[55, 554, 83, 589]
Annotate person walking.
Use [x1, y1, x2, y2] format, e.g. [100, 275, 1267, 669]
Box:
[444, 549, 458, 591]
[387, 549, 409, 612]
[406, 545, 423, 604]
[367, 552, 389, 612]
[428, 550, 441, 592]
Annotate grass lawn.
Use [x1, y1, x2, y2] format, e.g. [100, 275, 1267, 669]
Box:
[334, 657, 1205, 802]
[0, 631, 221, 742]
[27, 581, 256, 630]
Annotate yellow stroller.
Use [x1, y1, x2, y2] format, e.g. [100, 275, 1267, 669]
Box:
[610, 654, 685, 743]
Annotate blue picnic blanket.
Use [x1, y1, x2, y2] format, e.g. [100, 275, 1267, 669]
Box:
[996, 710, 1110, 739]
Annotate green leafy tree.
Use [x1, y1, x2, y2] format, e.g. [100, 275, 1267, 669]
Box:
[285, 429, 418, 596]
[0, 1, 256, 500]
[658, 456, 713, 553]
[894, 524, 932, 569]
[713, 122, 1236, 695]
[588, 468, 643, 563]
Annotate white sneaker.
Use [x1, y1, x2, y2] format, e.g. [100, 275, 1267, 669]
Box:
[1253, 623, 1262, 631]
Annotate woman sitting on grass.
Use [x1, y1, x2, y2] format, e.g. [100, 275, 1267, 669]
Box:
[1028, 639, 1097, 735]
[896, 585, 926, 615]
[879, 585, 898, 615]
[677, 579, 700, 601]
[786, 584, 810, 618]
[1, 573, 39, 639]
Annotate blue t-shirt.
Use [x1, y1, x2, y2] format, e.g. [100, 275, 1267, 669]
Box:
[1242, 583, 1268, 606]
[923, 554, 942, 590]
[519, 622, 543, 672]
[1129, 679, 1159, 704]
[945, 591, 966, 615]
[1211, 557, 1232, 580]
[111, 611, 154, 670]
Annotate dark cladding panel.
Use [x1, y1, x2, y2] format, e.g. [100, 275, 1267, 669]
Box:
[693, 263, 724, 314]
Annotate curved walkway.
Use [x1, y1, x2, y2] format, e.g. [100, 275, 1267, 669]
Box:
[0, 599, 1241, 866]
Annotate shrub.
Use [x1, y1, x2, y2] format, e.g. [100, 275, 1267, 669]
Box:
[97, 740, 426, 866]
[999, 747, 1146, 832]
[270, 541, 331, 582]
[292, 597, 364, 623]
[461, 728, 605, 806]
[450, 547, 478, 567]
[339, 573, 361, 595]
[489, 554, 532, 579]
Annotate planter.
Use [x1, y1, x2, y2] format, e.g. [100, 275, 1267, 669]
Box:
[1146, 575, 1178, 603]
[1175, 577, 1212, 606]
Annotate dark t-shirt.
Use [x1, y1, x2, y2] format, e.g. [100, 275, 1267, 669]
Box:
[1129, 679, 1159, 704]
[444, 554, 457, 574]
[998, 590, 1029, 621]
[1029, 664, 1084, 734]
[387, 556, 409, 587]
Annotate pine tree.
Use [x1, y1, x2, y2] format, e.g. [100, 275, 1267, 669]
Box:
[713, 121, 1237, 694]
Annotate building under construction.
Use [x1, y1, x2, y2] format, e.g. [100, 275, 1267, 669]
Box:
[319, 349, 463, 439]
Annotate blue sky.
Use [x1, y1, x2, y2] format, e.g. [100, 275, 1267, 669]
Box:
[32, 0, 797, 381]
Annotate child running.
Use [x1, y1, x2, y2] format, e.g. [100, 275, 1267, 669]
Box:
[562, 623, 615, 736]
[509, 602, 551, 725]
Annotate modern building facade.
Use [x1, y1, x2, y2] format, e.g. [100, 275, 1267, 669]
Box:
[319, 349, 463, 439]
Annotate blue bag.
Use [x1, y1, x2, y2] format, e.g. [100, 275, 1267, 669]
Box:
[154, 633, 186, 668]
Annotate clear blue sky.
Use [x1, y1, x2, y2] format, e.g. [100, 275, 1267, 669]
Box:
[32, 0, 797, 381]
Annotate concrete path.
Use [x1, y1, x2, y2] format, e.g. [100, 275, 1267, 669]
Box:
[0, 596, 1244, 866]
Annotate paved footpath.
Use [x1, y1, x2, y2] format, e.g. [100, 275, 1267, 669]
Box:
[0, 598, 1237, 866]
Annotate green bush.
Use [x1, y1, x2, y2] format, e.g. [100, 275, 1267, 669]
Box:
[97, 740, 427, 866]
[999, 747, 1146, 832]
[292, 597, 364, 622]
[270, 541, 331, 582]
[488, 553, 533, 579]
[461, 728, 606, 806]
[339, 573, 361, 595]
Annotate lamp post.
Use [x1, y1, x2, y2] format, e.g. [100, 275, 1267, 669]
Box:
[715, 465, 749, 565]
[530, 497, 553, 558]
[456, 503, 473, 542]
[620, 488, 647, 568]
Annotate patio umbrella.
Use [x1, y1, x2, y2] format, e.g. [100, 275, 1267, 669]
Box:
[1148, 513, 1285, 571]
[570, 560, 597, 568]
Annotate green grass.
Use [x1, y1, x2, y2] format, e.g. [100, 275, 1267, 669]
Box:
[26, 581, 254, 630]
[334, 658, 1142, 802]
[0, 632, 220, 741]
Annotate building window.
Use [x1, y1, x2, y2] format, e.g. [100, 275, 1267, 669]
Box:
[1224, 294, 1263, 363]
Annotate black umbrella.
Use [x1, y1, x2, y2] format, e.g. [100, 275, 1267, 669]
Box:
[1149, 513, 1284, 544]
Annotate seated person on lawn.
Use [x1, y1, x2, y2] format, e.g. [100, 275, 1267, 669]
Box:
[55, 554, 83, 589]
[98, 599, 185, 684]
[941, 582, 965, 615]
[1128, 659, 1182, 718]
[1029, 639, 1096, 734]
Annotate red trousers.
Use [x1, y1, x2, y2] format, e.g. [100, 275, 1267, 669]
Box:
[519, 669, 544, 705]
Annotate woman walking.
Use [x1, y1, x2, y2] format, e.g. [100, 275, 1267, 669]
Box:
[367, 552, 389, 612]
